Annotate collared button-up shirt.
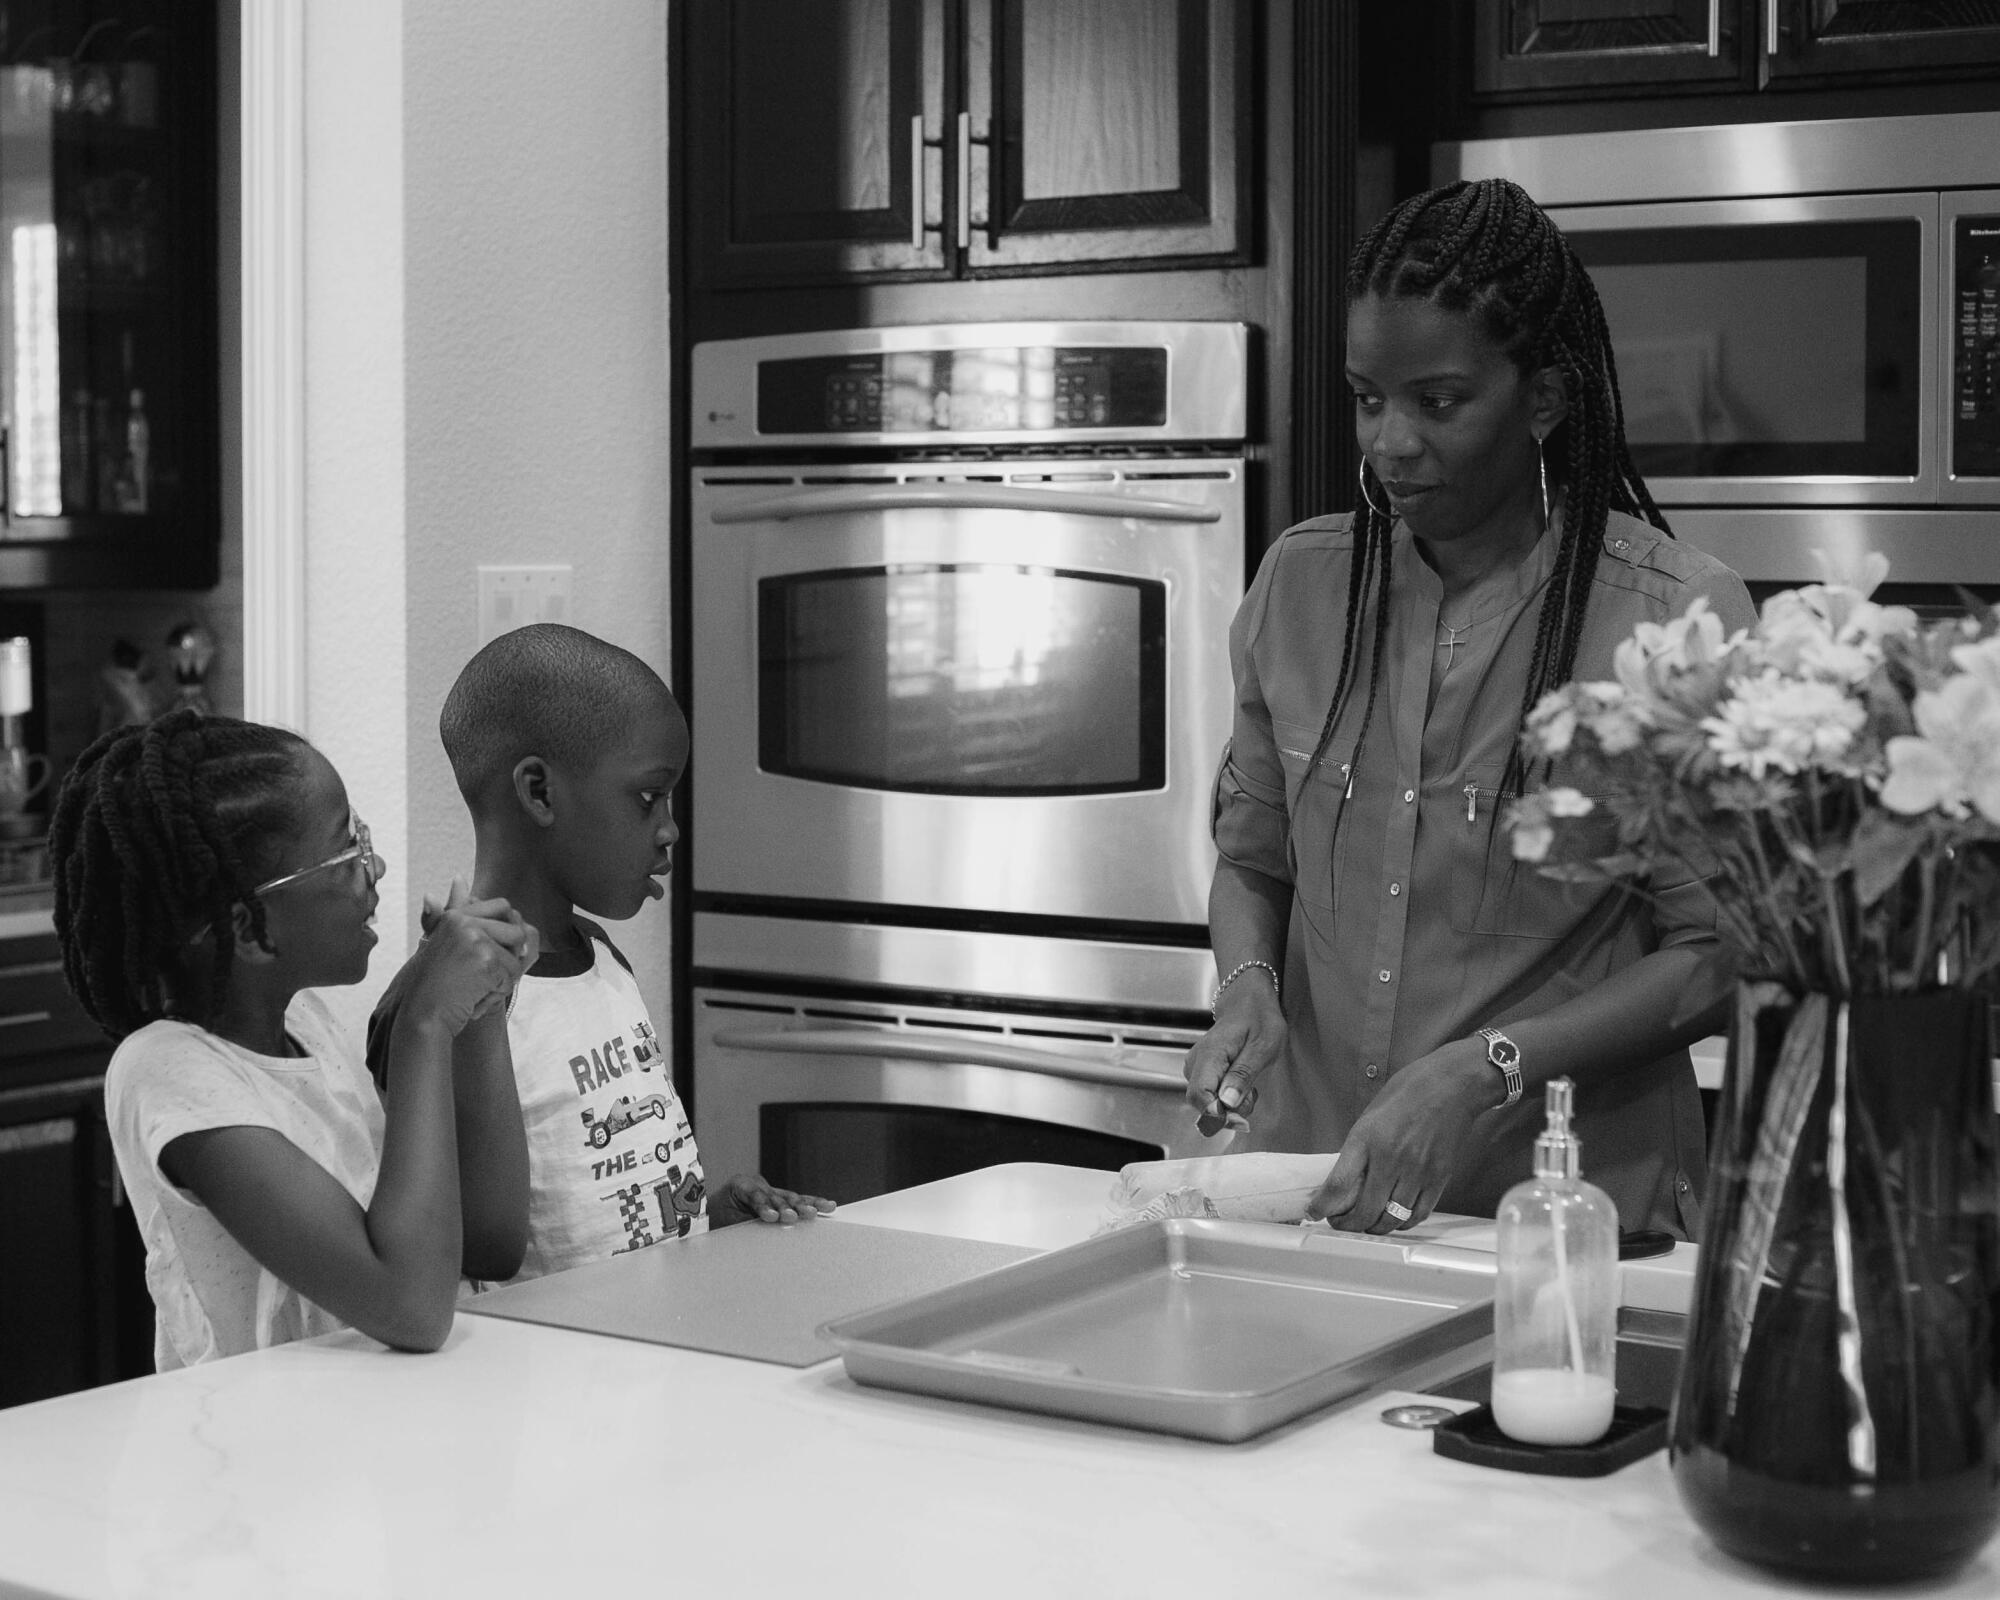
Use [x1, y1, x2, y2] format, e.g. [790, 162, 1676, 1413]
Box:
[1213, 508, 1758, 1235]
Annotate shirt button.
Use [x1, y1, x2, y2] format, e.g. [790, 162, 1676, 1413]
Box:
[1388, 881, 1401, 897]
[1365, 1063, 1380, 1079]
[1403, 788, 1416, 803]
[1378, 969, 1392, 983]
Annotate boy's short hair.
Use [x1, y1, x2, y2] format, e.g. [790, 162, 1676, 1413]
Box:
[441, 624, 674, 800]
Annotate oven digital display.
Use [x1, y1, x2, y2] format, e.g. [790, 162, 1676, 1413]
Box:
[755, 347, 1169, 434]
[1956, 216, 2000, 479]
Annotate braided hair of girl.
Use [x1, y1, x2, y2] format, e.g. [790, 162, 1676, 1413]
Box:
[1301, 177, 1669, 805]
[51, 710, 309, 1039]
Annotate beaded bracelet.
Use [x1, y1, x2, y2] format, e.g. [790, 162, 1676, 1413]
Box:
[1211, 958, 1281, 1016]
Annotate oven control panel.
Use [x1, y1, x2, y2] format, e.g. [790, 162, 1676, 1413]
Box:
[691, 322, 1248, 449]
[1954, 213, 2000, 480]
[757, 346, 1168, 436]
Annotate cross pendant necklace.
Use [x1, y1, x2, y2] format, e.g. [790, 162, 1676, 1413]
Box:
[1437, 621, 1470, 672]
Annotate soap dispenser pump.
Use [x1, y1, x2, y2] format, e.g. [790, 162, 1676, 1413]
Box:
[1492, 1076, 1619, 1446]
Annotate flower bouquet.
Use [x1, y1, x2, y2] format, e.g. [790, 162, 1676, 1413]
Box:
[1509, 554, 2000, 1582]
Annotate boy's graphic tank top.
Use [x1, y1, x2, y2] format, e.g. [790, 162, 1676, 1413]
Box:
[505, 932, 704, 1282]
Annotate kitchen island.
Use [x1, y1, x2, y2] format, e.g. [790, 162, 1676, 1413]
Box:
[0, 1163, 1990, 1599]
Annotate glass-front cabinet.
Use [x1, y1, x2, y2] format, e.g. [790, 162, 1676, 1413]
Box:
[0, 1, 216, 588]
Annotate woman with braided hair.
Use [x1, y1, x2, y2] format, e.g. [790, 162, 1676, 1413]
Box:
[52, 709, 535, 1366]
[1184, 178, 1756, 1238]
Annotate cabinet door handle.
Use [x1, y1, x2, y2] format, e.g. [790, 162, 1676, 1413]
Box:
[1707, 0, 1721, 56]
[0, 424, 10, 526]
[910, 114, 925, 250]
[0, 1009, 53, 1029]
[1766, 0, 1781, 57]
[956, 110, 972, 249]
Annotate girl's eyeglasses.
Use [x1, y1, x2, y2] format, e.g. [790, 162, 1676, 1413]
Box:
[254, 810, 380, 895]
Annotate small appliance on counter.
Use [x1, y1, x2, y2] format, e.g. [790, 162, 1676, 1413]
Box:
[0, 637, 52, 890]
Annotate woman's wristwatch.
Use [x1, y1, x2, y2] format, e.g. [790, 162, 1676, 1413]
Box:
[1477, 1026, 1524, 1108]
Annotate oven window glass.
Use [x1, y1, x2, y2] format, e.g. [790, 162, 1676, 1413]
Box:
[760, 1102, 1162, 1203]
[758, 564, 1167, 795]
[1571, 218, 1922, 479]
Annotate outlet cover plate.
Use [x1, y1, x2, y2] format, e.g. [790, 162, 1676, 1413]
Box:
[477, 564, 571, 646]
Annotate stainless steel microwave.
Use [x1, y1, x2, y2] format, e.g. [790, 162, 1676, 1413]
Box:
[1436, 113, 2000, 585]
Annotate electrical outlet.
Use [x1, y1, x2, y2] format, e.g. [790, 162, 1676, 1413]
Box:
[477, 565, 571, 646]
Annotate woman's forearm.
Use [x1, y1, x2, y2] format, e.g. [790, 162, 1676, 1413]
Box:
[1498, 941, 1733, 1096]
[1208, 857, 1292, 981]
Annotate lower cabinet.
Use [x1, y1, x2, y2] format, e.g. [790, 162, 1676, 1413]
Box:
[0, 1061, 152, 1408]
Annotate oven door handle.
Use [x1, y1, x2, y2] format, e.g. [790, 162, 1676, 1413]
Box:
[709, 1024, 1185, 1092]
[708, 485, 1222, 525]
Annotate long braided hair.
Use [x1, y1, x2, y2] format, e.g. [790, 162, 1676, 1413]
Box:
[1305, 177, 1669, 803]
[51, 710, 311, 1039]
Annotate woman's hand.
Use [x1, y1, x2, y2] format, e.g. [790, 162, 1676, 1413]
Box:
[707, 1173, 837, 1228]
[1182, 974, 1286, 1134]
[1306, 1038, 1494, 1232]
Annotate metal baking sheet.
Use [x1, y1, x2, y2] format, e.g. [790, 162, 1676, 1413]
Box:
[462, 1220, 1036, 1367]
[819, 1218, 1497, 1441]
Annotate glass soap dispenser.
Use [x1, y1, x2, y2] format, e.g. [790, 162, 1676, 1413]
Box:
[1492, 1076, 1618, 1446]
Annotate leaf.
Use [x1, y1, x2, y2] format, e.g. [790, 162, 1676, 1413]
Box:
[1848, 811, 1931, 908]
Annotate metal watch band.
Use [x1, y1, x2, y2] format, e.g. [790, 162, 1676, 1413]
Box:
[1478, 1026, 1524, 1108]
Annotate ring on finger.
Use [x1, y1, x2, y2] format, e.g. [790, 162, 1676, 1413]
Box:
[1384, 1199, 1413, 1223]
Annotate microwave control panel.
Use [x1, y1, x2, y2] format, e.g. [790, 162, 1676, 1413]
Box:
[755, 346, 1169, 436]
[1955, 215, 2000, 479]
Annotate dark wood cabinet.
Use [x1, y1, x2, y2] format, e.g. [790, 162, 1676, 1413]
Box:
[0, 0, 219, 590]
[1766, 0, 2000, 81]
[687, 0, 1250, 289]
[1475, 0, 1747, 96]
[1471, 0, 2000, 101]
[0, 932, 151, 1409]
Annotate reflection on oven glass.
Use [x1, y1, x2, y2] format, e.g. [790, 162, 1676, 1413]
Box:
[759, 564, 1166, 795]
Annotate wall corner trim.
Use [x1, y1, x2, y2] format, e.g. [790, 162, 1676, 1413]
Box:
[239, 0, 307, 731]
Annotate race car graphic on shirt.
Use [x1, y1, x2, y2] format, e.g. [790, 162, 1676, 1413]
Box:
[631, 1019, 660, 1067]
[607, 1163, 707, 1251]
[580, 1093, 669, 1149]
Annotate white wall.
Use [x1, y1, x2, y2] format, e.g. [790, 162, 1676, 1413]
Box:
[295, 0, 674, 1036]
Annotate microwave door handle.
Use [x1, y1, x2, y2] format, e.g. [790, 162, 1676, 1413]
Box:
[709, 1023, 1183, 1092]
[708, 484, 1221, 525]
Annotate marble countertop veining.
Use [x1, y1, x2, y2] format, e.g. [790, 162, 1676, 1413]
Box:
[0, 1162, 1990, 1600]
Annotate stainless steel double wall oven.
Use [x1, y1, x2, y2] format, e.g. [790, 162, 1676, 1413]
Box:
[688, 322, 1249, 1196]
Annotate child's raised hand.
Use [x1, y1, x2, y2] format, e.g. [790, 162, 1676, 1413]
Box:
[401, 878, 535, 1036]
[707, 1172, 837, 1228]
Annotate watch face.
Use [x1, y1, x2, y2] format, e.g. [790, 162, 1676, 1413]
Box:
[1490, 1038, 1521, 1068]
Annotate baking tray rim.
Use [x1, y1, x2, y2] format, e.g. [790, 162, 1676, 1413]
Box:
[818, 1216, 1498, 1411]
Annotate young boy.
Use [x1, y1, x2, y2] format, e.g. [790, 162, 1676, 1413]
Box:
[372, 624, 832, 1283]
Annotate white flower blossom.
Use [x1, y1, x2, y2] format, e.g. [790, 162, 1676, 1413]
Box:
[1701, 672, 1867, 779]
[1612, 596, 1731, 701]
[1880, 672, 2000, 822]
[1544, 787, 1595, 818]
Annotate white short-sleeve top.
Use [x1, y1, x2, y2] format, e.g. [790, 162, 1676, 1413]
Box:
[104, 990, 385, 1370]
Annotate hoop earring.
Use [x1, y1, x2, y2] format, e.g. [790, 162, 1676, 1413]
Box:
[1357, 459, 1394, 519]
[1535, 435, 1551, 534]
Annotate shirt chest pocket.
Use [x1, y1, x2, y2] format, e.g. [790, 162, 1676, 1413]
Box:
[1447, 766, 1619, 939]
[1274, 719, 1353, 911]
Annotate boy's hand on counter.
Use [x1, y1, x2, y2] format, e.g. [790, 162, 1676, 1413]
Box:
[707, 1173, 837, 1229]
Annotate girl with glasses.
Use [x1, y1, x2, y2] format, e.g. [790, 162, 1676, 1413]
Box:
[52, 709, 535, 1368]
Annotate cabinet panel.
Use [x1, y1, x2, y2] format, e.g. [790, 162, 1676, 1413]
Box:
[0, 0, 218, 589]
[963, 0, 1249, 271]
[1768, 0, 2000, 80]
[1474, 0, 1748, 95]
[687, 0, 951, 288]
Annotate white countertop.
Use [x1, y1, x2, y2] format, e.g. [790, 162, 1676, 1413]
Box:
[0, 1162, 1989, 1600]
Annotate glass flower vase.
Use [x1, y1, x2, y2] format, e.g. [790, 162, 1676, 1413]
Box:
[1670, 982, 2000, 1581]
